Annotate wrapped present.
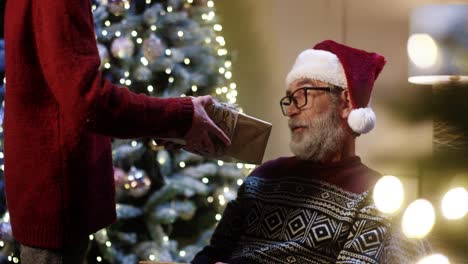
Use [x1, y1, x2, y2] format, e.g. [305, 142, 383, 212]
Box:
[158, 102, 272, 164]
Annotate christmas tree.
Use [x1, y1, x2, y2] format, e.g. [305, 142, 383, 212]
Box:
[88, 0, 251, 263]
[0, 39, 14, 263]
[0, 0, 254, 263]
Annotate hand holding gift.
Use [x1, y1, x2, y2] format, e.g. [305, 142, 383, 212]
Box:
[184, 95, 231, 156]
[157, 96, 272, 164]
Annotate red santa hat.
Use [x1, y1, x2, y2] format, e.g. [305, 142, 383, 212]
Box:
[286, 40, 386, 134]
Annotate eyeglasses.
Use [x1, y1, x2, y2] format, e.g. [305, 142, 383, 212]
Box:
[279, 87, 331, 116]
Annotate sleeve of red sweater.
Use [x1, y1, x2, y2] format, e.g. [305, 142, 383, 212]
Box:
[32, 0, 193, 139]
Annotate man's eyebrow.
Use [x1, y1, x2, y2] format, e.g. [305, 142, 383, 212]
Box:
[296, 79, 314, 86]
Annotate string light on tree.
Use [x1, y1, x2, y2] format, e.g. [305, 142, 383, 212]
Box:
[215, 214, 222, 221]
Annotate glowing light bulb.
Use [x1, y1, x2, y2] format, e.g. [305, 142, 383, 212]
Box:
[402, 199, 435, 238]
[407, 34, 438, 68]
[441, 187, 468, 220]
[373, 175, 404, 214]
[213, 24, 222, 31]
[140, 57, 149, 66]
[416, 254, 450, 264]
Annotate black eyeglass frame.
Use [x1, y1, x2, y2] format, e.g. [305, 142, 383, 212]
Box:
[279, 87, 332, 116]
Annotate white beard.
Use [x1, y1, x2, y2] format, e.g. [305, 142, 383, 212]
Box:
[289, 106, 346, 161]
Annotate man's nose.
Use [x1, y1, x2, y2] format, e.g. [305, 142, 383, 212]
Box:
[286, 103, 300, 117]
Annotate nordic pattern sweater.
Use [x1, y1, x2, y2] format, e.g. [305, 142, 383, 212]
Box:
[193, 156, 431, 263]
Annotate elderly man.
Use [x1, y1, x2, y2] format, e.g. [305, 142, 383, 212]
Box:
[192, 40, 430, 264]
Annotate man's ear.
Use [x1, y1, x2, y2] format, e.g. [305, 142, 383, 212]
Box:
[340, 90, 353, 119]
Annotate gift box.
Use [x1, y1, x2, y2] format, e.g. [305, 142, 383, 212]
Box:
[158, 102, 272, 164]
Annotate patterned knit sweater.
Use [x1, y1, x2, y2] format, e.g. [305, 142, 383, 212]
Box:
[192, 156, 430, 264]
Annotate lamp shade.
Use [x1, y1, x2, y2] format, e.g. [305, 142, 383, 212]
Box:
[408, 4, 468, 85]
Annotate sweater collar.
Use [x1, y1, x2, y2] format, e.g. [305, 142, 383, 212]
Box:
[290, 155, 362, 169]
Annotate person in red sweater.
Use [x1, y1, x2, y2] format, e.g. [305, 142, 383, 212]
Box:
[3, 0, 230, 263]
[193, 40, 430, 264]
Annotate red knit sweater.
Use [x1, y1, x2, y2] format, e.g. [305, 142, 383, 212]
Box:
[4, 0, 194, 248]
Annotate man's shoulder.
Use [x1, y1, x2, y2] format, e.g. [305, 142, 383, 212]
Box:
[248, 156, 295, 179]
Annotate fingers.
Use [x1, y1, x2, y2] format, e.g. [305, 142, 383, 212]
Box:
[204, 116, 231, 146]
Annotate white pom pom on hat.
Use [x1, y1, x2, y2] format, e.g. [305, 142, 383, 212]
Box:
[348, 107, 376, 134]
[285, 40, 386, 134]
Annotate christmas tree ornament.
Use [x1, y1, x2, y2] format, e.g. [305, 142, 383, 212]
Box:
[97, 43, 110, 67]
[126, 166, 152, 198]
[111, 36, 135, 59]
[114, 167, 128, 189]
[143, 5, 160, 25]
[0, 221, 13, 241]
[134, 66, 152, 82]
[143, 34, 165, 64]
[108, 0, 130, 16]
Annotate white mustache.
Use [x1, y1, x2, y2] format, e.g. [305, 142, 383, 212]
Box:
[288, 119, 308, 130]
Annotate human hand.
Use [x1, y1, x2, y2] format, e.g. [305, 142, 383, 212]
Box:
[184, 95, 231, 157]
